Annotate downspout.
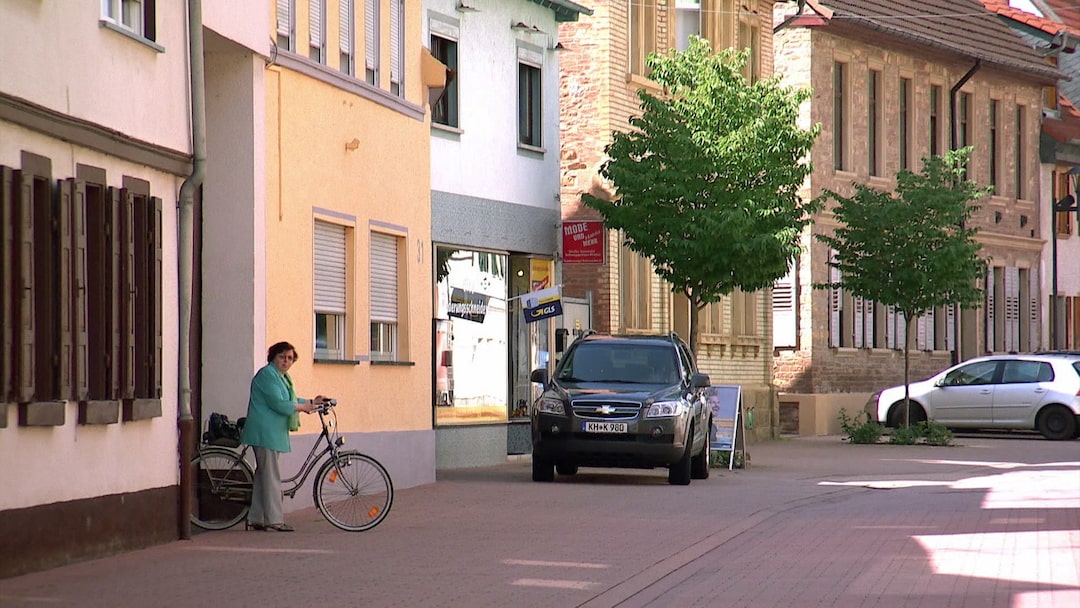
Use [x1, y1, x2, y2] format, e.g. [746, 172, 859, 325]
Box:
[178, 0, 206, 540]
[949, 60, 980, 366]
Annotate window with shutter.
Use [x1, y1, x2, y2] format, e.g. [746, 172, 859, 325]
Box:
[828, 251, 841, 347]
[277, 0, 295, 51]
[390, 0, 404, 96]
[986, 266, 997, 351]
[314, 220, 348, 360]
[340, 0, 354, 75]
[119, 188, 136, 401]
[310, 0, 325, 63]
[773, 264, 799, 349]
[364, 0, 379, 85]
[0, 167, 13, 404]
[67, 179, 89, 402]
[370, 231, 400, 361]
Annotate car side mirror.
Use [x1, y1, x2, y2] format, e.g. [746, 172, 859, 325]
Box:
[690, 373, 710, 388]
[530, 368, 549, 385]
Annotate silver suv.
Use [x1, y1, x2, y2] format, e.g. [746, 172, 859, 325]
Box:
[864, 353, 1080, 440]
[529, 332, 712, 485]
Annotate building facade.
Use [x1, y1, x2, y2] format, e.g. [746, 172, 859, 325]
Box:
[559, 0, 783, 439]
[423, 0, 592, 467]
[0, 0, 190, 577]
[771, 0, 1063, 434]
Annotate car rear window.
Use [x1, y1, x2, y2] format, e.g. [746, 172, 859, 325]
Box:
[1001, 361, 1053, 383]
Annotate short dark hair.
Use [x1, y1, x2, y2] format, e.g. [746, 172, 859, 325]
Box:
[267, 341, 298, 363]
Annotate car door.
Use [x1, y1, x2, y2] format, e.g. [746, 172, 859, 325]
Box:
[992, 360, 1054, 425]
[928, 360, 1000, 425]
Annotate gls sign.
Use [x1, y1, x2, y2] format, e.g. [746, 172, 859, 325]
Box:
[523, 286, 563, 324]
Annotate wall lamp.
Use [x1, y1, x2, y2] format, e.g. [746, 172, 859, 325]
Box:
[456, 2, 479, 12]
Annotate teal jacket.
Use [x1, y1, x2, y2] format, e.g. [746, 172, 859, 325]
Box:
[240, 364, 306, 453]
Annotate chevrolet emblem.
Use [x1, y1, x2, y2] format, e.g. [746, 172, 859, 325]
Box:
[597, 405, 615, 414]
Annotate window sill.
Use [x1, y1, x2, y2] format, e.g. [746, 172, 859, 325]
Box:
[371, 360, 416, 366]
[79, 400, 120, 425]
[625, 73, 661, 93]
[19, 401, 66, 426]
[517, 143, 546, 155]
[432, 123, 463, 136]
[124, 398, 162, 422]
[314, 357, 362, 365]
[99, 20, 165, 53]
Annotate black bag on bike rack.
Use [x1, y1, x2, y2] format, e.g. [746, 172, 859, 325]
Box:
[203, 412, 245, 447]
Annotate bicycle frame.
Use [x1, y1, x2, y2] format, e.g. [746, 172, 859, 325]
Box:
[280, 408, 350, 499]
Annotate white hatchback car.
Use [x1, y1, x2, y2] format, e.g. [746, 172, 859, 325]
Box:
[864, 353, 1080, 440]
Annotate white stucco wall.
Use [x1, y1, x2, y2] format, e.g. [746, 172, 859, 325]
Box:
[425, 0, 563, 210]
[0, 128, 181, 511]
[0, 1, 190, 154]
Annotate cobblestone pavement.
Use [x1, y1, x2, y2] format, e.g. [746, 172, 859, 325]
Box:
[2, 433, 1078, 608]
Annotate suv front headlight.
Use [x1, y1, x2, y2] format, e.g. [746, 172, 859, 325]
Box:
[646, 400, 688, 418]
[537, 397, 566, 415]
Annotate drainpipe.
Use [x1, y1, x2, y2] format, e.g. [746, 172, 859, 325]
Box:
[178, 0, 206, 540]
[949, 60, 980, 366]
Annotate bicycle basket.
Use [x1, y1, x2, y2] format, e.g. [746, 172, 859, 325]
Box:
[203, 412, 245, 448]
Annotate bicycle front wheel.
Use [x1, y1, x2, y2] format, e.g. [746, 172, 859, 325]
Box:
[313, 451, 393, 531]
[191, 447, 253, 530]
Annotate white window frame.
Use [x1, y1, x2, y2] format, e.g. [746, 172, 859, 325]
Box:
[314, 219, 348, 360]
[340, 0, 354, 75]
[370, 231, 401, 361]
[430, 15, 460, 128]
[365, 0, 380, 85]
[102, 0, 145, 37]
[517, 45, 543, 149]
[390, 0, 405, 96]
[310, 0, 326, 63]
[277, 0, 296, 51]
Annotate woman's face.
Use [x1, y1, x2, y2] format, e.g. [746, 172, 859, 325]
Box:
[273, 349, 297, 374]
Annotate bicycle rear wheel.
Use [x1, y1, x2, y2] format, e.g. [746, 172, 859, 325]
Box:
[313, 451, 393, 531]
[191, 447, 253, 530]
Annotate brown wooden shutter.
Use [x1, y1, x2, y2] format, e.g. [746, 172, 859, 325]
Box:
[70, 179, 89, 401]
[59, 178, 73, 400]
[151, 196, 162, 398]
[17, 171, 35, 402]
[119, 188, 136, 400]
[0, 167, 13, 403]
[107, 187, 122, 399]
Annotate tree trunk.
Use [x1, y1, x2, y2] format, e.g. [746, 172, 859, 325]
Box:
[903, 313, 913, 428]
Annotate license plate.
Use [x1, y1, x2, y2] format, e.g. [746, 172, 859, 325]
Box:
[583, 421, 628, 433]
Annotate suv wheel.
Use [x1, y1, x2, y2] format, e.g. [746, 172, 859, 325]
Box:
[532, 455, 555, 482]
[668, 427, 693, 485]
[691, 424, 710, 480]
[556, 463, 579, 476]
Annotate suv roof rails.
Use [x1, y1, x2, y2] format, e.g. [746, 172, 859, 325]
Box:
[580, 329, 598, 339]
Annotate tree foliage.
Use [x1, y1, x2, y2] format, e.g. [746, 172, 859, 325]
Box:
[582, 37, 819, 352]
[816, 148, 990, 425]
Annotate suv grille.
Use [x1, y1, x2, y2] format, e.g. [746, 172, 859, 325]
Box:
[571, 400, 641, 421]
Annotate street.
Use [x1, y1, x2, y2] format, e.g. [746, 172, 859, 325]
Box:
[2, 434, 1078, 608]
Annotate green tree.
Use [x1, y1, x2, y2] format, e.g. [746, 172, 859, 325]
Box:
[816, 149, 990, 426]
[583, 37, 819, 353]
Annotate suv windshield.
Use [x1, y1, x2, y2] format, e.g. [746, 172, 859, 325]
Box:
[556, 342, 680, 384]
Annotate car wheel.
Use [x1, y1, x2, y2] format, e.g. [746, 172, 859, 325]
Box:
[691, 422, 710, 480]
[556, 463, 579, 476]
[1035, 405, 1078, 441]
[532, 454, 555, 482]
[887, 400, 926, 428]
[668, 427, 693, 486]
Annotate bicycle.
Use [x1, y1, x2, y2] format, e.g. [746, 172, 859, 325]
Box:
[190, 399, 394, 532]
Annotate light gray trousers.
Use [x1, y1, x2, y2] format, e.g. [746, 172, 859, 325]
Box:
[249, 446, 284, 526]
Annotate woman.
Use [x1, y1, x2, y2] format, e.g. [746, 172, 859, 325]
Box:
[240, 341, 324, 531]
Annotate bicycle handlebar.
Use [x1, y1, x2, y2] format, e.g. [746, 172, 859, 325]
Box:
[315, 398, 337, 414]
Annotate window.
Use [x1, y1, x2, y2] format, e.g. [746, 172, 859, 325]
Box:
[1054, 170, 1074, 236]
[430, 32, 459, 127]
[899, 77, 911, 171]
[629, 0, 657, 76]
[701, 301, 722, 335]
[619, 238, 652, 331]
[739, 15, 760, 84]
[701, 0, 736, 50]
[772, 262, 796, 349]
[674, 0, 700, 51]
[0, 157, 162, 418]
[868, 69, 881, 176]
[314, 220, 348, 360]
[833, 62, 847, 171]
[731, 289, 757, 336]
[986, 265, 1035, 353]
[390, 0, 405, 96]
[277, 0, 295, 52]
[370, 232, 402, 361]
[989, 99, 1000, 193]
[1043, 55, 1058, 114]
[339, 0, 354, 75]
[958, 92, 971, 179]
[101, 0, 155, 40]
[930, 84, 942, 157]
[364, 0, 379, 85]
[1015, 106, 1026, 200]
[309, 0, 326, 63]
[518, 54, 542, 148]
